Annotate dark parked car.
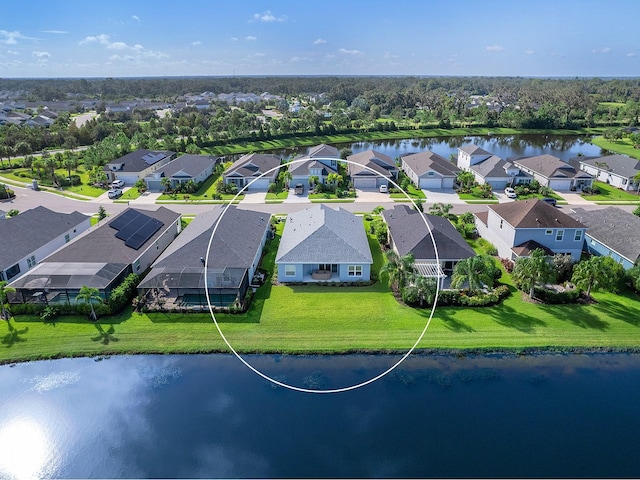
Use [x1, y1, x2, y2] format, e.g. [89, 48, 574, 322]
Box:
[294, 183, 304, 195]
[541, 197, 557, 207]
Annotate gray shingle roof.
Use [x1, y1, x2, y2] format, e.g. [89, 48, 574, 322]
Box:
[347, 150, 397, 178]
[579, 155, 640, 179]
[487, 199, 585, 229]
[151, 154, 217, 178]
[287, 158, 338, 176]
[382, 205, 475, 261]
[276, 204, 373, 264]
[105, 149, 175, 173]
[401, 151, 460, 177]
[0, 206, 89, 269]
[308, 144, 339, 158]
[512, 155, 592, 179]
[459, 144, 492, 156]
[224, 153, 281, 180]
[138, 206, 270, 290]
[568, 207, 640, 264]
[470, 156, 517, 178]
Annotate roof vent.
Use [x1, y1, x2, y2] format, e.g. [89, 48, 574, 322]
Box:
[200, 257, 205, 265]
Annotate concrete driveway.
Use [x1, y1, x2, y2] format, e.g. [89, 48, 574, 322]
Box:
[283, 188, 311, 204]
[423, 188, 463, 204]
[355, 188, 389, 202]
[242, 191, 268, 203]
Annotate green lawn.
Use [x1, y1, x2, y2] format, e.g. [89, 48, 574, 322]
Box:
[389, 184, 426, 200]
[582, 181, 640, 202]
[157, 173, 245, 201]
[591, 136, 640, 160]
[266, 190, 289, 201]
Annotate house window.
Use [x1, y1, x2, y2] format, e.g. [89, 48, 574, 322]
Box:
[5, 263, 20, 280]
[623, 178, 628, 185]
[65, 233, 70, 243]
[285, 265, 296, 277]
[27, 255, 36, 269]
[545, 229, 553, 235]
[428, 171, 434, 176]
[590, 239, 596, 246]
[556, 230, 564, 241]
[133, 259, 141, 272]
[499, 219, 503, 229]
[574, 230, 583, 242]
[348, 265, 362, 277]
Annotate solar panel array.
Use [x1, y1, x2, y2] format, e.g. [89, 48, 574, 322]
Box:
[109, 210, 165, 250]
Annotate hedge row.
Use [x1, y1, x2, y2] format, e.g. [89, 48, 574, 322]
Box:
[435, 285, 511, 307]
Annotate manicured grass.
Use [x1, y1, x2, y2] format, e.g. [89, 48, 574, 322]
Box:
[119, 188, 143, 201]
[266, 191, 289, 201]
[389, 184, 426, 199]
[591, 136, 640, 160]
[583, 181, 640, 202]
[157, 173, 245, 202]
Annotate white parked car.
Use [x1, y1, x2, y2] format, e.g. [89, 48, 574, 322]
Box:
[504, 187, 517, 198]
[107, 188, 123, 199]
[379, 184, 388, 193]
[110, 179, 125, 189]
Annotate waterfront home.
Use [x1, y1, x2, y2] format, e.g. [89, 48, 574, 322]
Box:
[568, 206, 640, 269]
[0, 206, 90, 282]
[288, 144, 340, 189]
[456, 145, 532, 189]
[9, 207, 181, 305]
[275, 204, 372, 283]
[222, 153, 281, 191]
[474, 199, 586, 261]
[400, 151, 460, 189]
[144, 154, 218, 192]
[347, 150, 398, 189]
[382, 204, 475, 288]
[578, 155, 640, 191]
[138, 207, 270, 309]
[511, 154, 593, 191]
[104, 149, 177, 186]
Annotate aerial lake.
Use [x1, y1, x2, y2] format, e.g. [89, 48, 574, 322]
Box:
[1, 352, 638, 478]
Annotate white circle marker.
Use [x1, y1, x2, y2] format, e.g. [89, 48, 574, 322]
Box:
[205, 156, 440, 393]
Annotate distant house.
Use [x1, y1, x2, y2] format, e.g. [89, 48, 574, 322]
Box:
[9, 207, 181, 305]
[347, 150, 398, 189]
[145, 154, 218, 192]
[223, 153, 281, 191]
[276, 204, 373, 282]
[400, 151, 460, 189]
[104, 149, 177, 185]
[457, 145, 531, 189]
[382, 205, 475, 288]
[568, 207, 640, 269]
[138, 207, 270, 308]
[578, 155, 640, 191]
[474, 199, 586, 261]
[0, 206, 90, 283]
[288, 144, 340, 188]
[511, 154, 593, 191]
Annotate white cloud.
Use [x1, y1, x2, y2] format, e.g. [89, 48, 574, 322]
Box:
[245, 36, 257, 41]
[7, 50, 19, 55]
[192, 41, 202, 46]
[79, 34, 110, 46]
[525, 49, 535, 55]
[247, 52, 266, 58]
[338, 48, 363, 55]
[230, 37, 238, 42]
[290, 56, 310, 63]
[485, 45, 504, 52]
[592, 47, 612, 54]
[384, 52, 398, 59]
[252, 10, 287, 22]
[32, 51, 51, 58]
[627, 52, 637, 57]
[42, 30, 68, 34]
[107, 41, 129, 50]
[80, 33, 167, 60]
[313, 38, 327, 45]
[0, 30, 32, 45]
[132, 15, 140, 22]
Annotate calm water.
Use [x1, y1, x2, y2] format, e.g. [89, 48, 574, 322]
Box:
[1, 353, 639, 478]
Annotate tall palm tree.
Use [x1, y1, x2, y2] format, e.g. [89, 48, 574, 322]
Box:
[571, 256, 624, 298]
[511, 248, 555, 298]
[451, 255, 496, 291]
[412, 275, 437, 307]
[379, 250, 415, 292]
[632, 171, 640, 194]
[0, 281, 16, 321]
[77, 286, 102, 321]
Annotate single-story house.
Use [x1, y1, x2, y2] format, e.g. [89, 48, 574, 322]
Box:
[145, 154, 218, 192]
[511, 154, 593, 191]
[382, 204, 476, 288]
[400, 151, 460, 189]
[138, 207, 271, 308]
[457, 144, 532, 189]
[275, 204, 373, 283]
[347, 150, 398, 189]
[0, 206, 91, 282]
[9, 207, 181, 305]
[578, 155, 640, 192]
[104, 149, 177, 186]
[474, 199, 587, 261]
[568, 207, 640, 269]
[223, 153, 282, 191]
[288, 144, 340, 188]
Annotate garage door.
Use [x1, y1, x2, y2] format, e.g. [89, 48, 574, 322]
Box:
[246, 178, 270, 190]
[354, 177, 377, 189]
[419, 177, 443, 189]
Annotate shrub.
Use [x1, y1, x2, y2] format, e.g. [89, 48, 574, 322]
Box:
[40, 306, 59, 322]
[500, 257, 514, 273]
[533, 286, 580, 304]
[435, 285, 510, 307]
[107, 273, 140, 313]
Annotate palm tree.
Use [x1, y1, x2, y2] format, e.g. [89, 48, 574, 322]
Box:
[571, 256, 624, 298]
[77, 286, 102, 321]
[412, 275, 437, 307]
[160, 176, 172, 192]
[632, 171, 640, 194]
[0, 281, 16, 321]
[308, 175, 319, 190]
[511, 248, 555, 298]
[451, 255, 496, 292]
[379, 250, 415, 292]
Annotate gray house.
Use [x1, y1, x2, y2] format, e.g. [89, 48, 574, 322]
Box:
[511, 155, 593, 191]
[347, 150, 398, 189]
[137, 206, 270, 308]
[288, 144, 340, 188]
[568, 207, 640, 269]
[223, 153, 282, 191]
[382, 205, 475, 288]
[474, 199, 586, 261]
[9, 207, 181, 305]
[276, 204, 372, 283]
[400, 151, 460, 189]
[579, 155, 640, 191]
[145, 154, 218, 192]
[104, 149, 177, 186]
[0, 206, 91, 282]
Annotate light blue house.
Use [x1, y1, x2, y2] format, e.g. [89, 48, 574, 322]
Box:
[474, 199, 587, 261]
[568, 207, 640, 269]
[275, 204, 372, 283]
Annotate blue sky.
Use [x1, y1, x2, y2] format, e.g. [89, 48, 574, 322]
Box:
[1, 0, 639, 78]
